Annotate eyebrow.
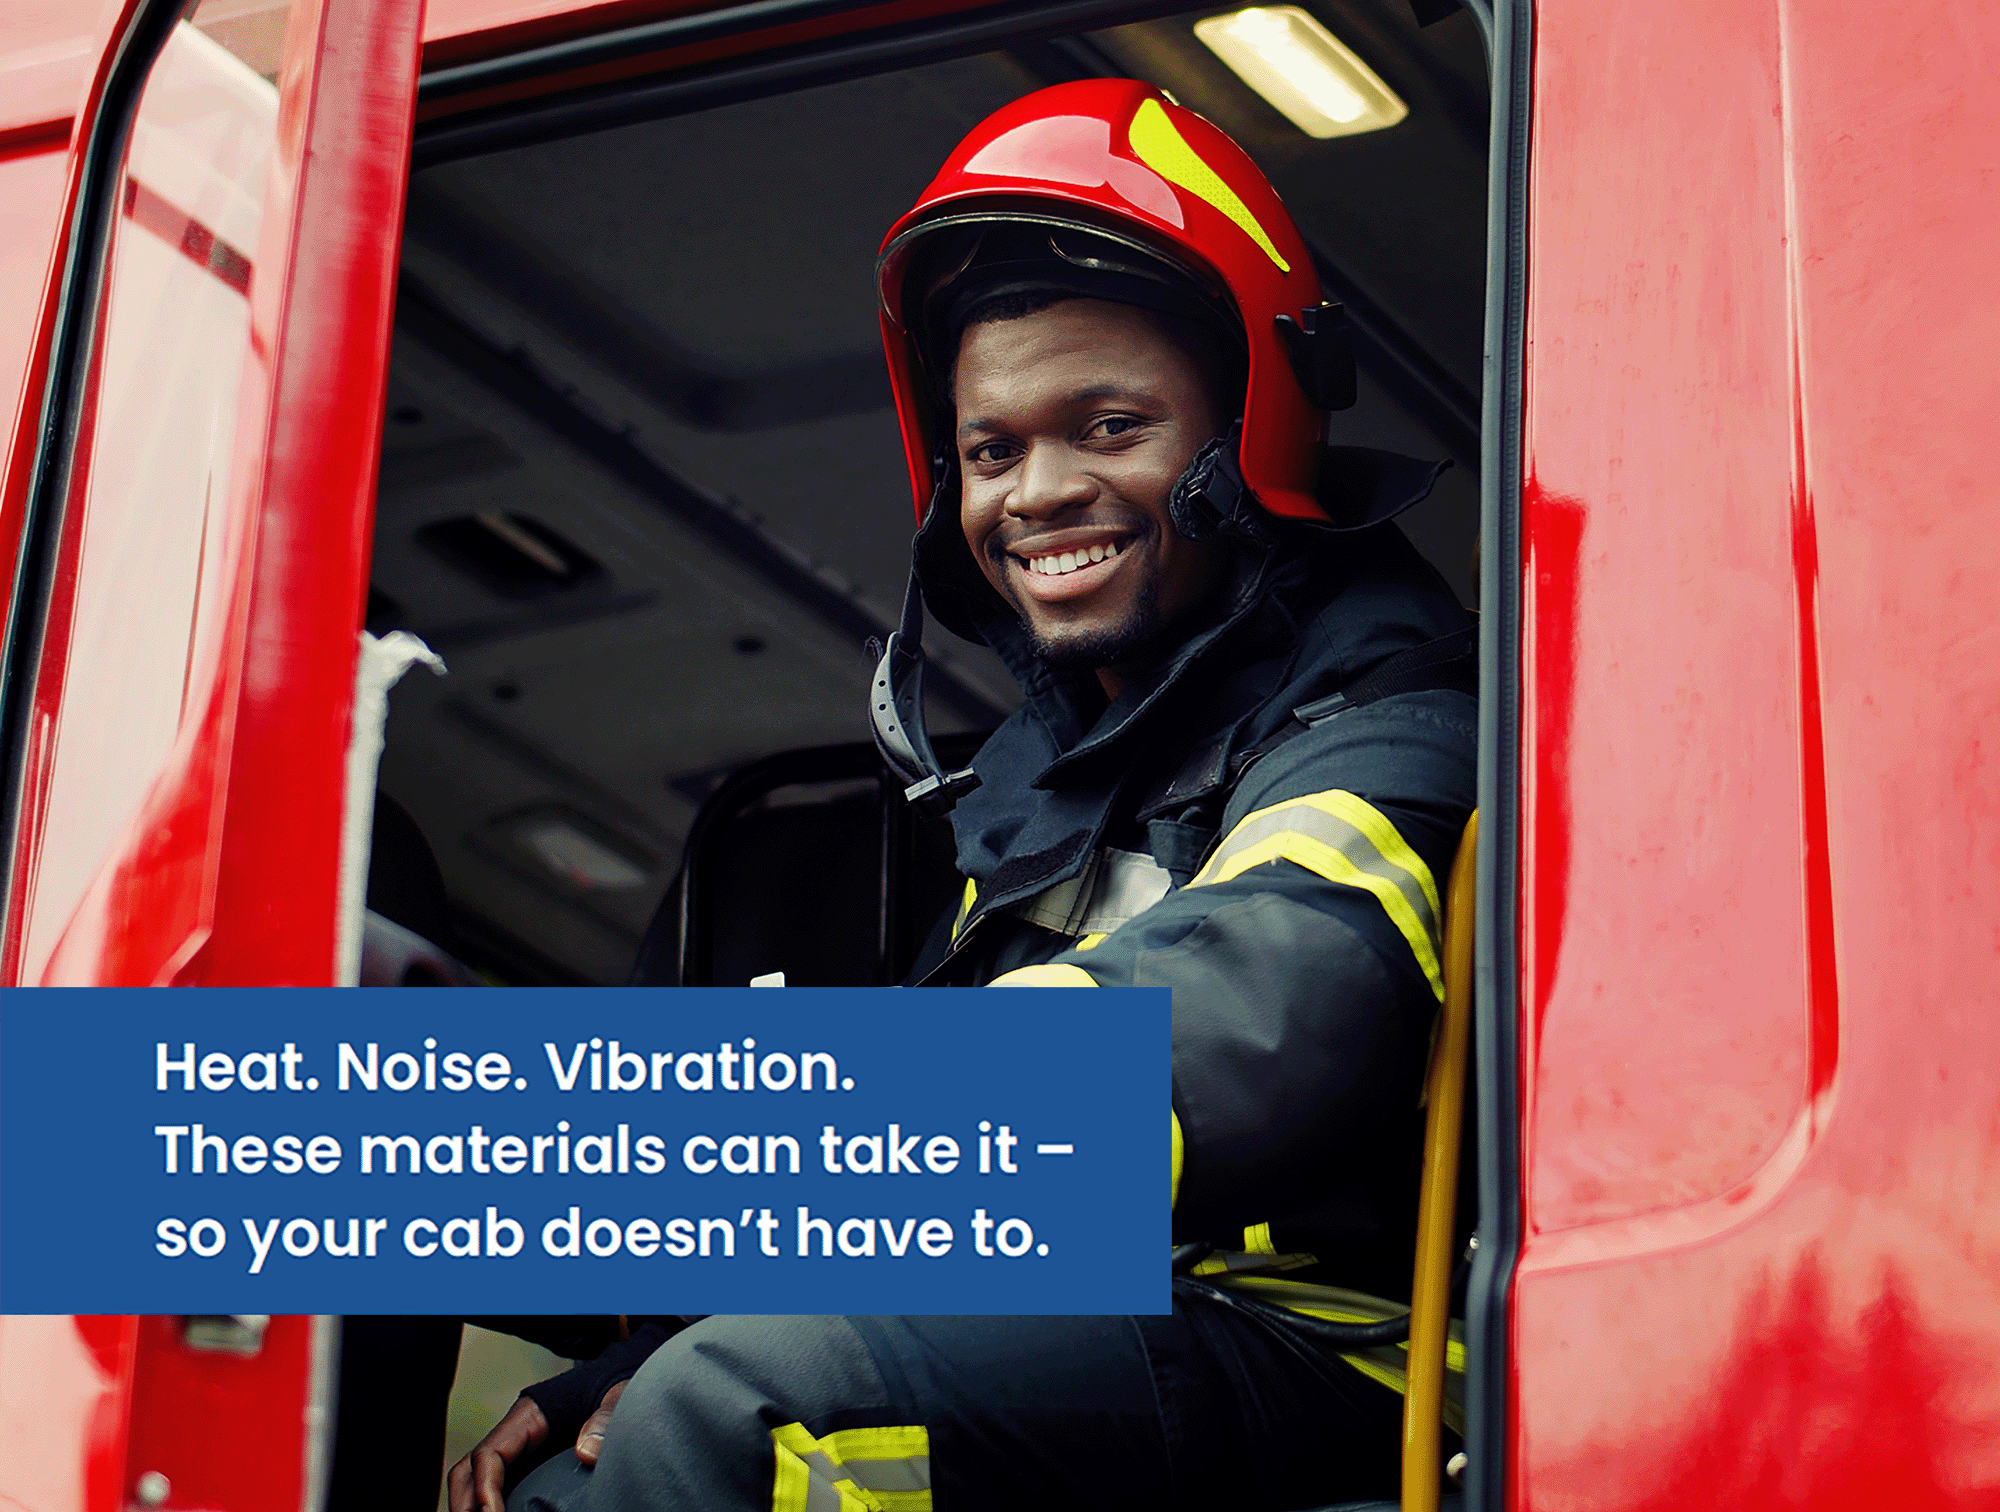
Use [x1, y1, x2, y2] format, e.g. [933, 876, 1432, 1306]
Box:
[957, 384, 1157, 436]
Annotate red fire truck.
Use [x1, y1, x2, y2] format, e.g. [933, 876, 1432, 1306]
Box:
[1, 0, 1996, 1507]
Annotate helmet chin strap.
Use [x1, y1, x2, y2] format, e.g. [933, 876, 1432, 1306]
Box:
[868, 571, 983, 817]
[870, 454, 982, 817]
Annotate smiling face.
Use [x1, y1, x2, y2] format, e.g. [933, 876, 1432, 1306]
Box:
[953, 298, 1230, 694]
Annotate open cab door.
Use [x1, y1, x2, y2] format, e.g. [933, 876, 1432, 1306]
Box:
[0, 0, 423, 988]
[0, 0, 418, 1506]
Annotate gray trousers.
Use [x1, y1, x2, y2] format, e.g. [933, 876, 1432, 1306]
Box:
[508, 1285, 1407, 1512]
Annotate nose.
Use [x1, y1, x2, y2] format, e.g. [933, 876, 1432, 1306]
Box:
[1006, 441, 1096, 520]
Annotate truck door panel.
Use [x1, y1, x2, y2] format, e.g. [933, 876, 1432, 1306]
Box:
[1515, 0, 2000, 1503]
[0, 0, 423, 985]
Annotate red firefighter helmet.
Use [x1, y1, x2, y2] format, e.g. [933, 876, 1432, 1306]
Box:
[877, 78, 1345, 526]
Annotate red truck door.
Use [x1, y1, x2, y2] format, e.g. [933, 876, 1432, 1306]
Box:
[0, 0, 423, 986]
[1508, 0, 2000, 1504]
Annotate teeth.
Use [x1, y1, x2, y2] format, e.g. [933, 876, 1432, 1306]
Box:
[1026, 540, 1121, 576]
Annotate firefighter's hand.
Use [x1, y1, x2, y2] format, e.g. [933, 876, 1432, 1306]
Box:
[448, 1395, 547, 1512]
[573, 1379, 628, 1466]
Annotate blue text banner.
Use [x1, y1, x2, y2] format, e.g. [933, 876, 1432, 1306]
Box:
[0, 988, 1170, 1314]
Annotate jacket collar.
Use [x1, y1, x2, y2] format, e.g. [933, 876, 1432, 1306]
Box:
[942, 518, 1466, 925]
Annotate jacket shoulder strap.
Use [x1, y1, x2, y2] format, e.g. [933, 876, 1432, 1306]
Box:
[1138, 625, 1477, 878]
[1287, 623, 1477, 727]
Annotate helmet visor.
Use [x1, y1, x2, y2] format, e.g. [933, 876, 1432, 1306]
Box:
[881, 208, 1243, 389]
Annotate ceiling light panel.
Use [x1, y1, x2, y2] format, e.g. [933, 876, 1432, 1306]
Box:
[1194, 7, 1409, 140]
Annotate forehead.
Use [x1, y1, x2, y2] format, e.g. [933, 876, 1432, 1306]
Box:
[951, 299, 1203, 413]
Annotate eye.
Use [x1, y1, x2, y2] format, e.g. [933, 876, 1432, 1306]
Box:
[1088, 415, 1145, 440]
[964, 440, 1019, 466]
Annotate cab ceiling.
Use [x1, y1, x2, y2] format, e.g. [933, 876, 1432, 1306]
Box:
[370, 0, 1489, 984]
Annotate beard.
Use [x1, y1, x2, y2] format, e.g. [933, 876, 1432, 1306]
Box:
[983, 519, 1173, 673]
[1022, 571, 1165, 673]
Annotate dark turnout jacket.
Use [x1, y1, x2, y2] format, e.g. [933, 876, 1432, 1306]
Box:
[520, 513, 1475, 1439]
[921, 520, 1476, 1299]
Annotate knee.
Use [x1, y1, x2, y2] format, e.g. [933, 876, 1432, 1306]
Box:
[613, 1315, 868, 1431]
[582, 1316, 888, 1508]
[505, 1450, 592, 1512]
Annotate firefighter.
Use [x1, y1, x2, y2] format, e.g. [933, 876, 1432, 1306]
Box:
[456, 79, 1475, 1512]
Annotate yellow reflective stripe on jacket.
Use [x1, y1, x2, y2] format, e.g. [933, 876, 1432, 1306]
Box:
[1189, 1247, 1317, 1276]
[1171, 1111, 1184, 1206]
[1187, 789, 1444, 1000]
[1243, 1222, 1276, 1256]
[771, 1422, 931, 1512]
[1075, 932, 1108, 951]
[950, 878, 977, 942]
[986, 962, 1098, 987]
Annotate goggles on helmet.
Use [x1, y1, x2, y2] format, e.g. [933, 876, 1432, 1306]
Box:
[886, 210, 1239, 363]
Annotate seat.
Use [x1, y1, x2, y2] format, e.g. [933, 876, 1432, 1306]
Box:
[630, 736, 980, 986]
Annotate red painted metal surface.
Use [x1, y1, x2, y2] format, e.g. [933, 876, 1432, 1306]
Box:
[0, 142, 70, 455]
[1515, 0, 2000, 1504]
[0, 1314, 331, 1512]
[0, 1316, 138, 1512]
[182, 0, 422, 985]
[118, 1316, 330, 1512]
[0, 0, 143, 675]
[422, 0, 703, 60]
[0, 0, 117, 144]
[0, 0, 422, 985]
[8, 10, 286, 986]
[414, 0, 995, 121]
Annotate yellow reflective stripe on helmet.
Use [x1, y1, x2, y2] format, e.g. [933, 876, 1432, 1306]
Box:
[771, 1423, 932, 1512]
[986, 962, 1098, 987]
[1127, 98, 1291, 273]
[950, 878, 977, 942]
[1188, 789, 1444, 1001]
[1171, 1111, 1184, 1206]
